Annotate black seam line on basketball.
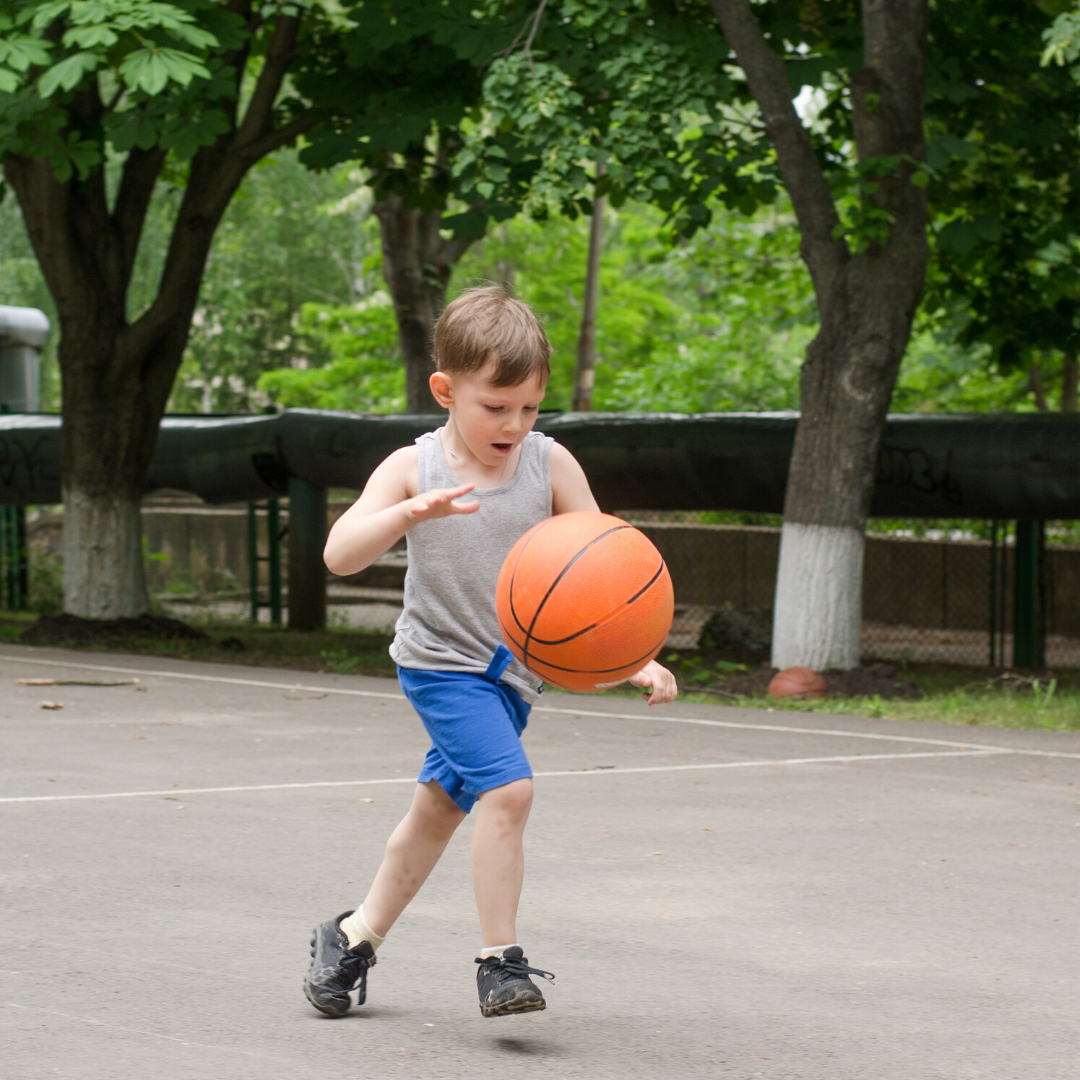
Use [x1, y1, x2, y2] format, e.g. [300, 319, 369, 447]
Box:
[514, 557, 666, 648]
[507, 516, 560, 644]
[508, 522, 645, 646]
[512, 637, 667, 677]
[507, 517, 558, 645]
[520, 525, 632, 670]
[625, 560, 666, 606]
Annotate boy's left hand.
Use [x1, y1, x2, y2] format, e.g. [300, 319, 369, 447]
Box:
[629, 660, 677, 706]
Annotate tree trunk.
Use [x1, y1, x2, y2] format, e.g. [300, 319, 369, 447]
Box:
[1029, 361, 1049, 411]
[711, 0, 929, 670]
[774, 256, 925, 669]
[374, 193, 475, 413]
[62, 491, 148, 618]
[1062, 353, 1078, 412]
[572, 178, 606, 412]
[2, 13, 310, 619]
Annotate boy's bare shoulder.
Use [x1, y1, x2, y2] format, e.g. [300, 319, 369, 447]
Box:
[549, 439, 585, 475]
[360, 444, 419, 505]
[550, 440, 600, 513]
[383, 444, 419, 495]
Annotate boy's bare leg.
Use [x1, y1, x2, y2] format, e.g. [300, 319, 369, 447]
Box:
[362, 780, 467, 937]
[471, 778, 534, 948]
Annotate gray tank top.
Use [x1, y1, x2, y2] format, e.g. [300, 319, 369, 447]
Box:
[389, 427, 553, 702]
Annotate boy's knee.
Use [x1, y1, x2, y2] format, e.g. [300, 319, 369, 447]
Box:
[482, 777, 533, 818]
[409, 782, 466, 834]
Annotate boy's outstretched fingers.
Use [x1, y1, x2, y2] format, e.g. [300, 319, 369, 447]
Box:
[629, 660, 678, 705]
[410, 483, 481, 520]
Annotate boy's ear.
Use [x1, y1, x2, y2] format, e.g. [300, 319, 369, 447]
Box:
[429, 370, 454, 408]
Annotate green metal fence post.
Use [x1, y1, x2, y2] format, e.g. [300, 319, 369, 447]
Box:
[0, 505, 19, 610]
[988, 521, 998, 668]
[267, 497, 282, 626]
[286, 477, 326, 631]
[16, 506, 27, 609]
[1013, 520, 1039, 667]
[1035, 520, 1047, 670]
[0, 506, 8, 609]
[248, 502, 259, 622]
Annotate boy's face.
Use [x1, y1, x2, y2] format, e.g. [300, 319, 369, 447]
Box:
[430, 357, 547, 466]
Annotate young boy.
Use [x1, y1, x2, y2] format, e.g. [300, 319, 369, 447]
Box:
[304, 286, 677, 1019]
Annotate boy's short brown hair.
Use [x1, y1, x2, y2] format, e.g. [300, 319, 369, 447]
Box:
[433, 285, 551, 387]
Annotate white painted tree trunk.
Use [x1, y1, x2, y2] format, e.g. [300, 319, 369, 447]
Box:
[771, 522, 864, 670]
[62, 489, 149, 619]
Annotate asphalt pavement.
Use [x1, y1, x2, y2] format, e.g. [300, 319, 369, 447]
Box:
[1, 643, 1077, 1080]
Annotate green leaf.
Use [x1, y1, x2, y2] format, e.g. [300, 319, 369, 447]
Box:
[972, 214, 1003, 243]
[106, 109, 161, 153]
[937, 219, 979, 255]
[120, 47, 210, 95]
[38, 51, 99, 97]
[441, 207, 488, 239]
[0, 35, 53, 71]
[62, 25, 118, 49]
[936, 134, 978, 161]
[161, 107, 230, 158]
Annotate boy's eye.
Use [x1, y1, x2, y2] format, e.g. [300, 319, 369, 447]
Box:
[485, 405, 504, 413]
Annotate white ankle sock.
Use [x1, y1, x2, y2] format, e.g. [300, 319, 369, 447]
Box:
[339, 906, 385, 952]
[479, 943, 519, 960]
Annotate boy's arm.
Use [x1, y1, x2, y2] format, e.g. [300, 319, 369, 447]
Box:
[549, 441, 678, 706]
[550, 442, 600, 514]
[324, 446, 480, 577]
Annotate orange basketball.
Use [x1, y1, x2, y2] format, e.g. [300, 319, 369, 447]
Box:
[767, 666, 828, 700]
[496, 511, 674, 693]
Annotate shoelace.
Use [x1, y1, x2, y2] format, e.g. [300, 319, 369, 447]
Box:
[475, 954, 555, 983]
[340, 948, 376, 992]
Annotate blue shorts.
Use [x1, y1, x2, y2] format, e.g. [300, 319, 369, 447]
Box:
[398, 646, 533, 814]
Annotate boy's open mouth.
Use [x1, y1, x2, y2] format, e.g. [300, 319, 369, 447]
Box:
[492, 442, 512, 453]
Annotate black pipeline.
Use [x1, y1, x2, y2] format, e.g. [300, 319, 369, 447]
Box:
[2, 409, 1078, 519]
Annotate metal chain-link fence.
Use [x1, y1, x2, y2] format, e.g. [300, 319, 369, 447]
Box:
[623, 511, 1080, 669]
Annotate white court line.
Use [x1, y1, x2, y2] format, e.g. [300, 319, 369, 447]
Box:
[3, 652, 1079, 760]
[536, 705, 1080, 760]
[0, 748, 1005, 803]
[0, 653, 402, 700]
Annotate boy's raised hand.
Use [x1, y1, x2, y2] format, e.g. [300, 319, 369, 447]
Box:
[629, 659, 678, 706]
[408, 483, 481, 522]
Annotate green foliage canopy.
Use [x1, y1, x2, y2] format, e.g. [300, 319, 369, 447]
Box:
[919, 0, 1080, 373]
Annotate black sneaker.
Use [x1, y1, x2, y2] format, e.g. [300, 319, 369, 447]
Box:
[303, 911, 376, 1017]
[475, 947, 554, 1017]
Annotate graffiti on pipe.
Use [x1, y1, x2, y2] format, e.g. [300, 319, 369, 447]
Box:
[875, 445, 963, 506]
[0, 435, 59, 494]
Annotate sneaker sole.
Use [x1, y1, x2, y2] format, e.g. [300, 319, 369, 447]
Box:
[480, 997, 547, 1018]
[303, 981, 351, 1018]
[304, 933, 351, 1018]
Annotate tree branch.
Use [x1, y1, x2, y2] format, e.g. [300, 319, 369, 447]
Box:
[235, 14, 301, 149]
[3, 156, 89, 317]
[436, 233, 476, 269]
[112, 146, 168, 293]
[220, 0, 260, 129]
[849, 0, 927, 254]
[237, 111, 317, 165]
[708, 0, 847, 295]
[854, 0, 927, 163]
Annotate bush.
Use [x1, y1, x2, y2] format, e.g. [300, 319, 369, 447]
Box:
[29, 548, 63, 615]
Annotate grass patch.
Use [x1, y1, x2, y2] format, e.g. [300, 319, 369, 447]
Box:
[676, 684, 1080, 732]
[666, 657, 1080, 732]
[0, 612, 397, 678]
[2, 612, 1076, 732]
